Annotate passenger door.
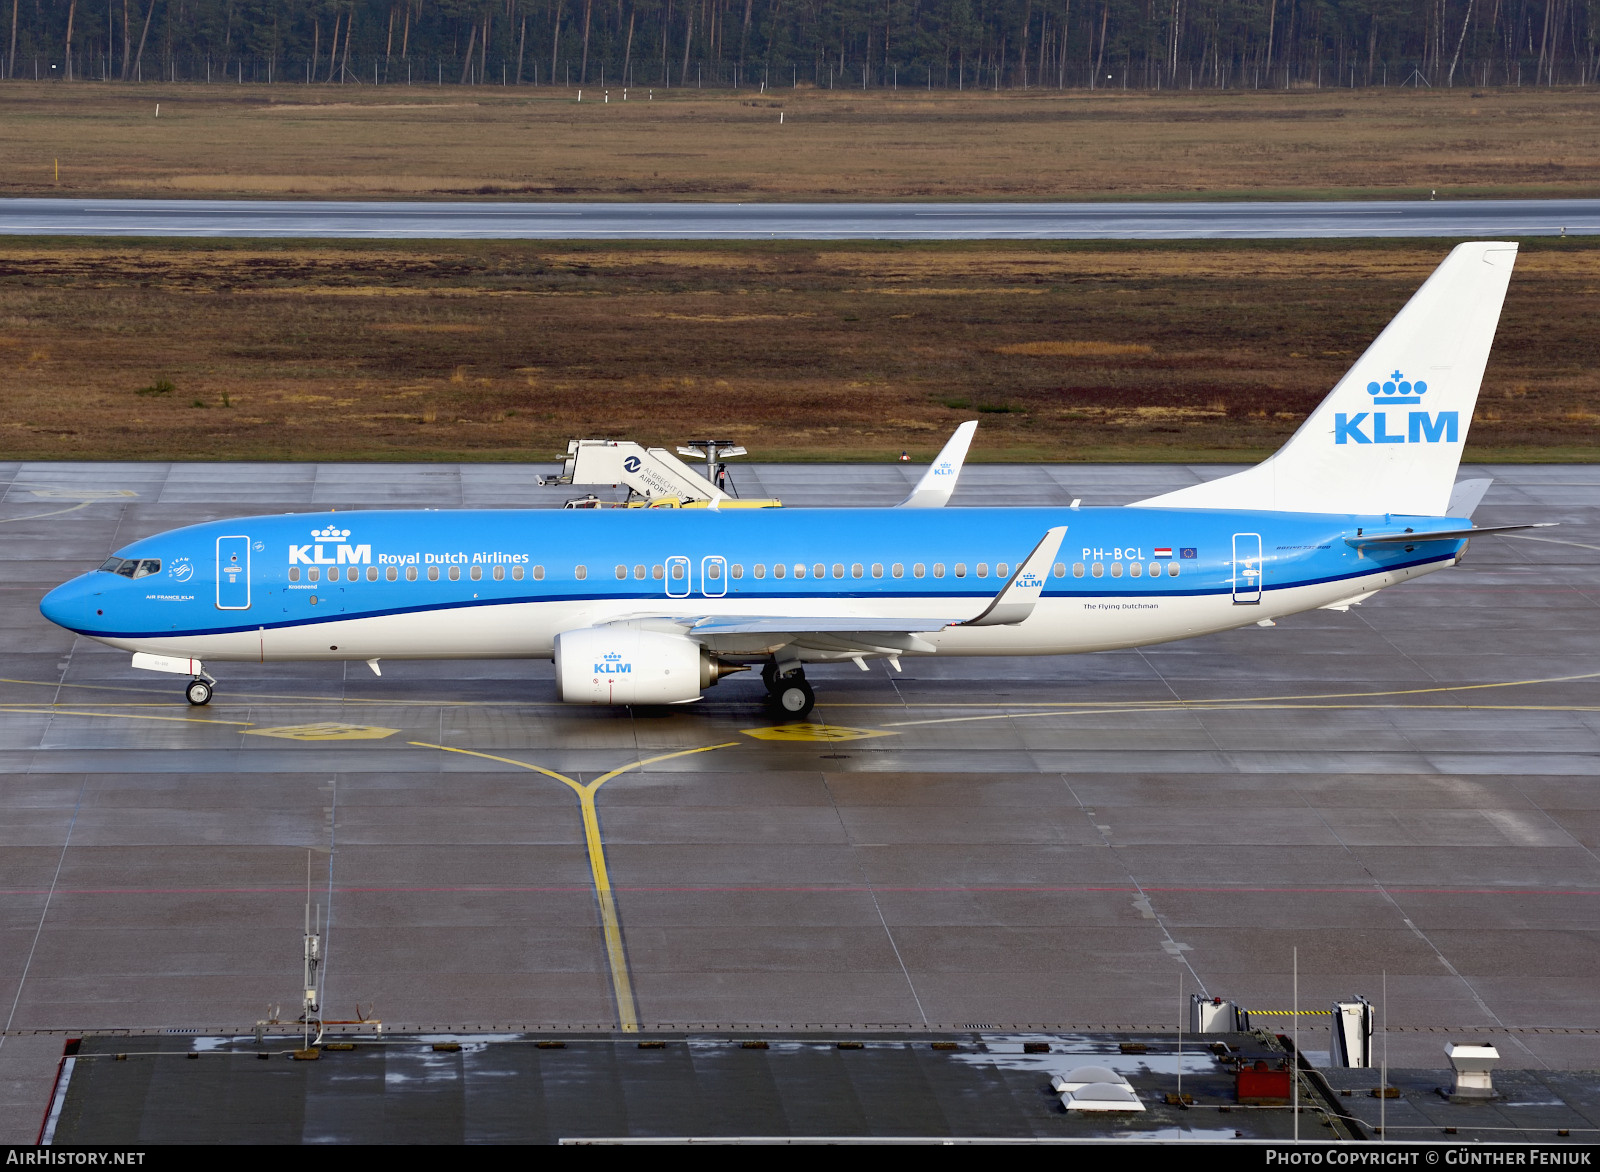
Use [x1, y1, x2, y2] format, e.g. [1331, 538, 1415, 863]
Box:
[700, 555, 728, 598]
[216, 535, 251, 610]
[1231, 533, 1263, 605]
[665, 555, 691, 599]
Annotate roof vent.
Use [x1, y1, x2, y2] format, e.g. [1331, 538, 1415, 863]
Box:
[1445, 1043, 1499, 1101]
[1051, 1065, 1145, 1113]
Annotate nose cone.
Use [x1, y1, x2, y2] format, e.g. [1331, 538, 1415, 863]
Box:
[40, 575, 103, 633]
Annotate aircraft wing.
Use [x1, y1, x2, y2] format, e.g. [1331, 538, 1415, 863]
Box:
[898, 421, 978, 508]
[619, 526, 1071, 658]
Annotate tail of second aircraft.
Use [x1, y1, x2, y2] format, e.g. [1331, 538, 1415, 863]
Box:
[1134, 241, 1518, 518]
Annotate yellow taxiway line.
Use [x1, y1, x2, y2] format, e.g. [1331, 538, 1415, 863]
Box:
[409, 740, 737, 1032]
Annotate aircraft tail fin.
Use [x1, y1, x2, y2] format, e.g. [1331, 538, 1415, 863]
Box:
[1133, 242, 1518, 517]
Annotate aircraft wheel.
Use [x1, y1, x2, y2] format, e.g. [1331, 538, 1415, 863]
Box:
[185, 679, 213, 707]
[773, 678, 815, 718]
[763, 663, 803, 695]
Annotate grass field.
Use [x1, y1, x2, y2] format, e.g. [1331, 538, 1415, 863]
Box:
[2, 237, 1595, 464]
[5, 82, 1600, 201]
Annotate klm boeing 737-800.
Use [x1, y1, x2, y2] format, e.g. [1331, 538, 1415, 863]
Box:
[39, 241, 1547, 717]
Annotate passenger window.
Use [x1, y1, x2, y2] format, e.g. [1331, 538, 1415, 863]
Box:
[708, 563, 722, 580]
[954, 563, 966, 578]
[533, 566, 545, 580]
[933, 563, 945, 578]
[1110, 563, 1123, 578]
[976, 563, 989, 578]
[813, 563, 825, 579]
[1054, 563, 1066, 578]
[1091, 563, 1104, 578]
[851, 564, 863, 579]
[1148, 563, 1160, 578]
[833, 563, 845, 579]
[493, 565, 505, 581]
[871, 563, 883, 579]
[309, 567, 321, 583]
[470, 566, 482, 581]
[406, 566, 418, 582]
[449, 566, 461, 581]
[795, 564, 807, 579]
[671, 563, 684, 580]
[774, 563, 786, 579]
[913, 563, 925, 578]
[891, 563, 903, 578]
[387, 566, 398, 581]
[1167, 562, 1180, 577]
[1073, 563, 1086, 578]
[575, 565, 587, 580]
[427, 566, 439, 581]
[289, 567, 300, 583]
[367, 566, 378, 581]
[754, 564, 766, 579]
[652, 565, 664, 580]
[997, 563, 1009, 578]
[512, 565, 524, 581]
[634, 565, 646, 580]
[615, 565, 627, 580]
[1130, 562, 1142, 578]
[731, 564, 743, 579]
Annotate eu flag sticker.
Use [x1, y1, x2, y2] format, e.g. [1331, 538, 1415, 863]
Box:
[1179, 547, 1198, 559]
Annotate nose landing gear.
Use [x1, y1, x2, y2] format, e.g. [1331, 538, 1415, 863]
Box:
[185, 678, 214, 706]
[762, 662, 815, 718]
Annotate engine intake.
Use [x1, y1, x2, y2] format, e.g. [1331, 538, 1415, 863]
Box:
[554, 627, 745, 705]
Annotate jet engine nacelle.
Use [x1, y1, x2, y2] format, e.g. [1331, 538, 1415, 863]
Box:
[554, 627, 745, 705]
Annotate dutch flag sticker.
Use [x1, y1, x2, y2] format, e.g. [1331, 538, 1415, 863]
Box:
[1153, 548, 1173, 559]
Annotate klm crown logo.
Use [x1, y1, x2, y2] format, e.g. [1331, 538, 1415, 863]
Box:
[312, 526, 352, 540]
[595, 651, 631, 675]
[1335, 367, 1457, 447]
[1367, 370, 1427, 406]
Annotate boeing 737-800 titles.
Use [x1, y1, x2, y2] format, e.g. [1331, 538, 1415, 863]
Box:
[40, 242, 1545, 717]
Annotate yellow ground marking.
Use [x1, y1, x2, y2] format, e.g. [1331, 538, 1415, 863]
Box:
[408, 740, 737, 1033]
[244, 721, 398, 741]
[0, 488, 138, 524]
[0, 705, 252, 727]
[741, 722, 898, 742]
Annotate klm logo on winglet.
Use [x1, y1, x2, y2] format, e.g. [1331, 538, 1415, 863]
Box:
[595, 652, 632, 675]
[1335, 371, 1458, 446]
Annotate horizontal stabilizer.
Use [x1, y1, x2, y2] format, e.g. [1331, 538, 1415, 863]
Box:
[963, 526, 1068, 627]
[1446, 478, 1494, 518]
[899, 421, 978, 508]
[1345, 522, 1555, 548]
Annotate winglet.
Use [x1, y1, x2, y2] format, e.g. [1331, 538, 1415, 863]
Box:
[1446, 478, 1493, 518]
[899, 421, 978, 508]
[964, 526, 1068, 627]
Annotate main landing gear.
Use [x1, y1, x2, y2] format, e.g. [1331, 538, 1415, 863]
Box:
[762, 662, 815, 718]
[185, 678, 214, 706]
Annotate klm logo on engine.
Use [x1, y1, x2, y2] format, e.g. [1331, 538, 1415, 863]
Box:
[595, 652, 631, 675]
[1334, 371, 1458, 446]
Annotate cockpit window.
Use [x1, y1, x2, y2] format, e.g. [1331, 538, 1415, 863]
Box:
[99, 557, 161, 578]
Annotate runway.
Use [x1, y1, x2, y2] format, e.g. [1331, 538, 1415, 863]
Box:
[1, 461, 1598, 1141]
[2, 197, 1599, 239]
